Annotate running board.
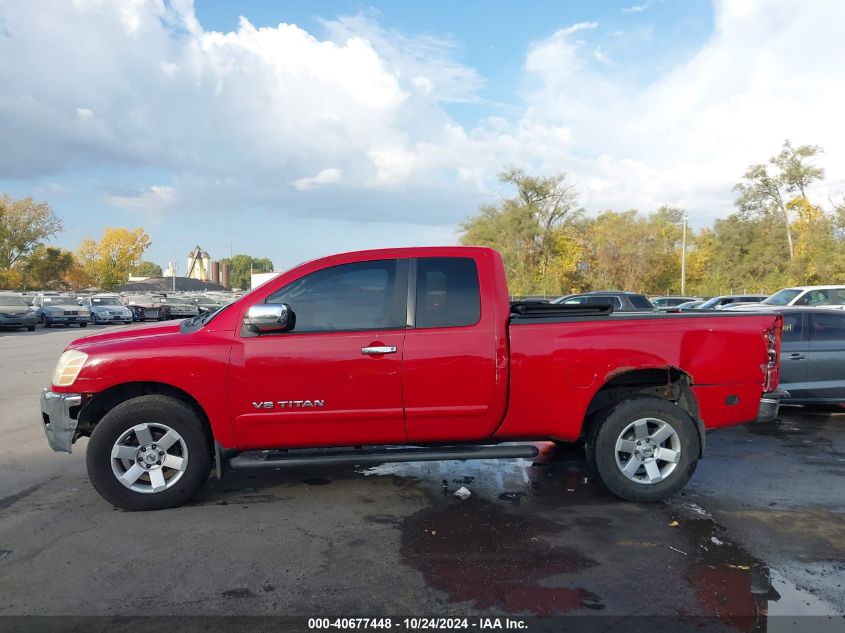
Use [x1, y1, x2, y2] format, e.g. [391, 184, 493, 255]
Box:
[227, 444, 539, 470]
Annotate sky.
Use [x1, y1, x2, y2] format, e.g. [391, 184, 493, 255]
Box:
[1, 0, 844, 272]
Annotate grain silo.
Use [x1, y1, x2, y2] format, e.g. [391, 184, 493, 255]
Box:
[220, 262, 231, 289]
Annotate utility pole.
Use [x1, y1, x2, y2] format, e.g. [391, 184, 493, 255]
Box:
[172, 259, 177, 293]
[681, 211, 688, 295]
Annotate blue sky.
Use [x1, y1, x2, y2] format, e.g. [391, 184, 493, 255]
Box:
[1, 0, 843, 273]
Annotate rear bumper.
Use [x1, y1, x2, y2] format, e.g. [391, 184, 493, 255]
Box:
[41, 389, 83, 453]
[757, 389, 789, 423]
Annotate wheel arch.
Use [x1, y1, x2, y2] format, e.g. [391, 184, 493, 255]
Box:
[77, 382, 215, 447]
[582, 366, 706, 456]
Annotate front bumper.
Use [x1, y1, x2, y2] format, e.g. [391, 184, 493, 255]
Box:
[41, 389, 83, 453]
[93, 312, 132, 323]
[0, 314, 37, 327]
[757, 389, 789, 423]
[44, 314, 89, 324]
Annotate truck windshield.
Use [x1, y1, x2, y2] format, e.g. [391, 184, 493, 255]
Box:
[763, 289, 801, 305]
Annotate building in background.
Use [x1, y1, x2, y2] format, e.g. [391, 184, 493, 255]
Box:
[179, 246, 231, 289]
[250, 271, 281, 290]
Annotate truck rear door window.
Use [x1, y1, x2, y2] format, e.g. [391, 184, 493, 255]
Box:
[267, 260, 405, 332]
[415, 257, 481, 328]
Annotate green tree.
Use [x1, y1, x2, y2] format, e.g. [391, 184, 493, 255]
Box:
[77, 227, 152, 290]
[0, 194, 63, 270]
[219, 255, 274, 290]
[131, 261, 163, 277]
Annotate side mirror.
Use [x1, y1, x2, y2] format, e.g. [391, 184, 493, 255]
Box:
[244, 303, 295, 333]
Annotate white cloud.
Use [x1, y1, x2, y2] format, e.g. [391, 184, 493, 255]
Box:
[622, 3, 652, 14]
[106, 185, 176, 224]
[1, 0, 844, 245]
[294, 168, 342, 191]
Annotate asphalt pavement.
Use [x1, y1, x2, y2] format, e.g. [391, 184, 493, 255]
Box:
[0, 324, 843, 628]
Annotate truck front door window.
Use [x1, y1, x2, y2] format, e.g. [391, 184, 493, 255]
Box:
[267, 260, 405, 332]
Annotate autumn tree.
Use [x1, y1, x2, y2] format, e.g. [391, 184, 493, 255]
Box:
[0, 194, 63, 270]
[734, 140, 824, 259]
[460, 169, 583, 295]
[77, 228, 152, 290]
[23, 246, 75, 290]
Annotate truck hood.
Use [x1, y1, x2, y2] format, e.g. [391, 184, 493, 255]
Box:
[68, 321, 182, 350]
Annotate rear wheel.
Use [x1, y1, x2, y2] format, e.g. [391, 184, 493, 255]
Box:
[586, 396, 699, 502]
[79, 321, 88, 328]
[86, 395, 212, 510]
[27, 325, 35, 331]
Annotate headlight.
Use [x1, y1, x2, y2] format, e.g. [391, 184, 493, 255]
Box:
[52, 349, 88, 387]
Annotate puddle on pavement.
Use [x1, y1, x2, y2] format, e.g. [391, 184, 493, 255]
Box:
[400, 496, 603, 615]
[668, 502, 841, 629]
[360, 442, 614, 507]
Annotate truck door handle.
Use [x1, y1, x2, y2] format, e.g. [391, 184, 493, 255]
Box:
[789, 353, 806, 360]
[361, 346, 397, 355]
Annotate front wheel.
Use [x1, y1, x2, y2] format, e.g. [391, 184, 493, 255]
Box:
[86, 395, 212, 510]
[586, 396, 700, 502]
[79, 321, 88, 328]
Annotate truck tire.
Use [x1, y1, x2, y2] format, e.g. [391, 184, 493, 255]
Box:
[586, 396, 699, 503]
[86, 395, 212, 511]
[79, 321, 88, 328]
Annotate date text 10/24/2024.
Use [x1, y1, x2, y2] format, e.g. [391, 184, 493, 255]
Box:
[307, 619, 528, 630]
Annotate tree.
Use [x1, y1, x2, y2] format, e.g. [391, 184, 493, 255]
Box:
[23, 246, 74, 290]
[734, 140, 824, 259]
[460, 169, 583, 295]
[77, 227, 152, 290]
[131, 261, 163, 277]
[218, 255, 274, 290]
[0, 194, 63, 270]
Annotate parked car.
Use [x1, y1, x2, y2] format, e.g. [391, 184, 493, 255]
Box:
[79, 295, 134, 324]
[0, 293, 37, 331]
[771, 307, 845, 405]
[157, 295, 200, 319]
[187, 295, 225, 314]
[650, 296, 703, 309]
[40, 246, 785, 510]
[676, 300, 705, 310]
[552, 291, 654, 311]
[33, 295, 90, 328]
[697, 294, 769, 310]
[122, 295, 164, 321]
[727, 285, 845, 311]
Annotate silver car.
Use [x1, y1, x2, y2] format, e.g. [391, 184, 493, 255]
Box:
[0, 293, 37, 331]
[79, 295, 134, 324]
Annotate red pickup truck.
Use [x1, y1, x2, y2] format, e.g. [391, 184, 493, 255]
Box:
[41, 246, 785, 510]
